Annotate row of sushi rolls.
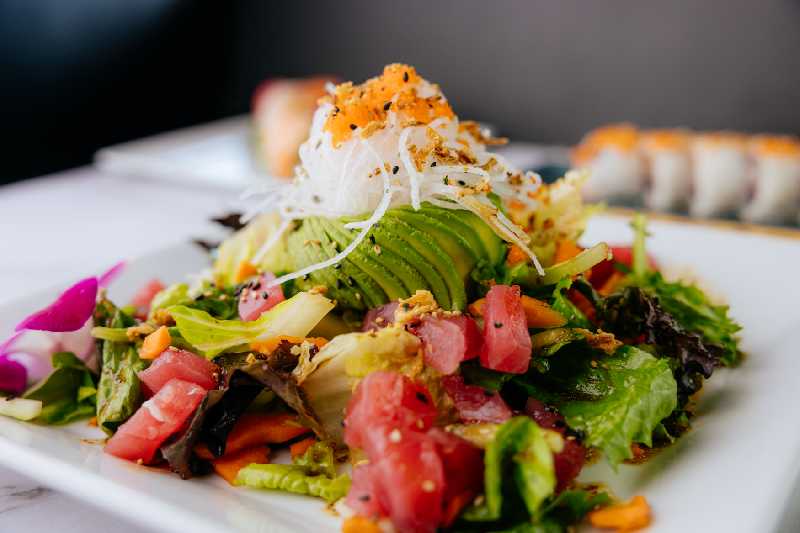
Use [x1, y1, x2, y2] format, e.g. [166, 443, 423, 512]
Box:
[251, 76, 800, 226]
[574, 124, 800, 225]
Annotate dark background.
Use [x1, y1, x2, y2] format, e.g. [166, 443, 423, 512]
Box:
[3, 0, 799, 184]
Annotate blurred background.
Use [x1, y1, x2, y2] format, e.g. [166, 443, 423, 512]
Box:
[3, 0, 800, 185]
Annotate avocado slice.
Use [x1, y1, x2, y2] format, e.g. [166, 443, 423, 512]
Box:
[390, 210, 477, 279]
[370, 223, 452, 309]
[317, 218, 408, 301]
[287, 220, 362, 310]
[306, 218, 387, 309]
[380, 214, 467, 310]
[410, 204, 490, 263]
[442, 206, 506, 267]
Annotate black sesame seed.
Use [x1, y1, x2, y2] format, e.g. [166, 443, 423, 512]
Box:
[403, 71, 409, 82]
[358, 494, 371, 502]
[303, 274, 310, 281]
[458, 180, 466, 186]
[494, 322, 503, 328]
[369, 235, 376, 244]
[415, 391, 429, 404]
[431, 161, 437, 167]
[312, 195, 321, 203]
[349, 123, 357, 130]
[262, 291, 269, 299]
[333, 263, 342, 270]
[383, 101, 391, 111]
[392, 165, 399, 175]
[251, 282, 261, 291]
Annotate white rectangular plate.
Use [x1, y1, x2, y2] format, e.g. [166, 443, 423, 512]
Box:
[1, 215, 799, 533]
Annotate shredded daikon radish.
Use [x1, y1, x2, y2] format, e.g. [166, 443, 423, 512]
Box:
[251, 217, 294, 266]
[398, 127, 422, 210]
[248, 64, 553, 280]
[267, 141, 394, 288]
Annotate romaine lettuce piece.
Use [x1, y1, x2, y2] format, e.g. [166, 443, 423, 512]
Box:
[0, 397, 43, 421]
[465, 417, 556, 524]
[299, 327, 425, 443]
[235, 441, 349, 502]
[169, 292, 334, 357]
[518, 346, 676, 466]
[96, 311, 146, 435]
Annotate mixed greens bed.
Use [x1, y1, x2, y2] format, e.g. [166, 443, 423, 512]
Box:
[0, 65, 742, 533]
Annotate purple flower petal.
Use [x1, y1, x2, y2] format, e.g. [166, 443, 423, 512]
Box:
[15, 277, 98, 333]
[0, 355, 27, 395]
[98, 261, 126, 288]
[5, 352, 52, 384]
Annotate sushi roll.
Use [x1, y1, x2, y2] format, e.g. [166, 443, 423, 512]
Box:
[572, 123, 645, 202]
[741, 135, 800, 225]
[252, 76, 337, 178]
[689, 132, 750, 217]
[640, 129, 692, 211]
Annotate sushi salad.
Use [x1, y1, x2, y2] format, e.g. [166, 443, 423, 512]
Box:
[0, 65, 742, 533]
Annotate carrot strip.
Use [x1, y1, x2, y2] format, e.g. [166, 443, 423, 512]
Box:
[506, 244, 528, 266]
[598, 270, 625, 297]
[554, 239, 583, 264]
[290, 437, 317, 459]
[139, 326, 171, 360]
[471, 296, 567, 329]
[234, 261, 258, 283]
[212, 445, 269, 485]
[251, 336, 328, 354]
[468, 298, 485, 317]
[195, 413, 310, 460]
[341, 516, 381, 533]
[588, 495, 651, 531]
[521, 296, 567, 328]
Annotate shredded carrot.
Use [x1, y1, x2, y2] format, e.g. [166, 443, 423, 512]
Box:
[251, 335, 328, 354]
[139, 326, 171, 360]
[521, 296, 567, 328]
[598, 270, 626, 297]
[506, 244, 528, 266]
[195, 413, 310, 460]
[234, 261, 258, 283]
[441, 491, 476, 527]
[212, 445, 269, 485]
[341, 516, 382, 533]
[589, 495, 651, 531]
[630, 444, 646, 460]
[290, 437, 317, 459]
[568, 289, 596, 323]
[554, 239, 583, 264]
[468, 298, 485, 317]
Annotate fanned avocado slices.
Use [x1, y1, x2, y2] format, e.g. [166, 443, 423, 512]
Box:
[285, 204, 507, 311]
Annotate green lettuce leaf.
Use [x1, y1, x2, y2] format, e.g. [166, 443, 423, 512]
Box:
[96, 311, 147, 435]
[169, 292, 334, 357]
[235, 441, 349, 503]
[148, 282, 190, 319]
[549, 279, 591, 329]
[23, 352, 97, 425]
[627, 214, 741, 365]
[518, 346, 677, 465]
[467, 417, 556, 523]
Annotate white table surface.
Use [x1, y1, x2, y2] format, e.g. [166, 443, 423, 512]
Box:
[0, 167, 242, 533]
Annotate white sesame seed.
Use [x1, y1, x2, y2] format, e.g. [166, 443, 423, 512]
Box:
[421, 480, 436, 493]
[389, 429, 402, 443]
